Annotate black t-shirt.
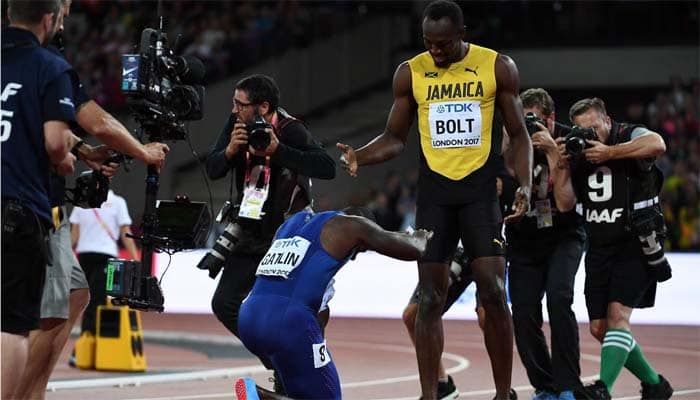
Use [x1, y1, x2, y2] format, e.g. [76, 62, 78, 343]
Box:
[571, 121, 662, 246]
[1, 27, 75, 222]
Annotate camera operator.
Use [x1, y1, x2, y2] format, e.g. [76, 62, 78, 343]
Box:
[503, 89, 585, 400]
[553, 98, 672, 400]
[1, 1, 76, 396]
[12, 1, 171, 397]
[203, 74, 335, 344]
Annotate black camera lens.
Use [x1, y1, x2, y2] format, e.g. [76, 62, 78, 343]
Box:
[246, 118, 272, 151]
[565, 136, 586, 156]
[248, 128, 271, 151]
[524, 112, 542, 136]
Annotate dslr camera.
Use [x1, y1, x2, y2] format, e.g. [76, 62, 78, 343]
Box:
[524, 112, 545, 136]
[65, 153, 128, 209]
[196, 201, 244, 279]
[121, 24, 205, 140]
[524, 112, 573, 165]
[246, 116, 273, 151]
[66, 170, 109, 209]
[631, 205, 672, 282]
[564, 126, 597, 157]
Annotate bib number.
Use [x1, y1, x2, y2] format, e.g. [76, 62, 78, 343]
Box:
[428, 100, 482, 149]
[313, 341, 331, 368]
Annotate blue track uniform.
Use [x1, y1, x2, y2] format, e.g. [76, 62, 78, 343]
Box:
[238, 210, 349, 399]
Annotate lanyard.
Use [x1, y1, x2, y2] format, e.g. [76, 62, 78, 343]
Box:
[244, 153, 271, 188]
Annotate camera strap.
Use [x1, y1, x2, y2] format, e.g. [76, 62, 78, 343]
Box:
[238, 154, 271, 220]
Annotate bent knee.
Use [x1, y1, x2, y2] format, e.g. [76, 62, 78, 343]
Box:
[402, 303, 418, 330]
[589, 322, 606, 343]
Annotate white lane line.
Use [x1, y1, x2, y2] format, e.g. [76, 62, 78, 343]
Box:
[47, 365, 267, 391]
[333, 341, 469, 388]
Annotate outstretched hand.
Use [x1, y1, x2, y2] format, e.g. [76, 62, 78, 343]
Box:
[412, 228, 434, 255]
[336, 142, 358, 177]
[504, 186, 531, 224]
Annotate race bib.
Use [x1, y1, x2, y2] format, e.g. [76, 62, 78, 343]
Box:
[256, 236, 311, 278]
[428, 100, 482, 149]
[238, 187, 268, 220]
[312, 341, 331, 369]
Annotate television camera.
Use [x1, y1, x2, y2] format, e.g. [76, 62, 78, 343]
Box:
[121, 22, 205, 141]
[107, 20, 210, 312]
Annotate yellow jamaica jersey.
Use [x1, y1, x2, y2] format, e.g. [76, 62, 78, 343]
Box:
[408, 44, 498, 180]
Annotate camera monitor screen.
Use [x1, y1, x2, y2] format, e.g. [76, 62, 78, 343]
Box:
[121, 54, 141, 93]
[155, 200, 211, 248]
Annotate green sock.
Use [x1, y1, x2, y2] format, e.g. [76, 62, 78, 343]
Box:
[625, 340, 661, 385]
[600, 329, 634, 392]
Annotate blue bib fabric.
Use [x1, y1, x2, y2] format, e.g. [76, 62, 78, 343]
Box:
[250, 210, 349, 312]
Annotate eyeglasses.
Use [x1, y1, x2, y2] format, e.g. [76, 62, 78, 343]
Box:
[233, 99, 257, 109]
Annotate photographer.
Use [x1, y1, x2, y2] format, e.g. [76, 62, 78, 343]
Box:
[504, 89, 585, 400]
[203, 74, 335, 343]
[553, 98, 672, 400]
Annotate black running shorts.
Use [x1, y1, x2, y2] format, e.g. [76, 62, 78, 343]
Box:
[584, 238, 657, 321]
[1, 203, 49, 334]
[415, 199, 505, 264]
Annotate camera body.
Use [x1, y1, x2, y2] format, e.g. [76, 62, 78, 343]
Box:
[196, 202, 244, 279]
[122, 27, 205, 140]
[67, 170, 109, 209]
[631, 205, 672, 282]
[106, 259, 165, 312]
[524, 112, 545, 136]
[564, 126, 597, 157]
[246, 116, 272, 151]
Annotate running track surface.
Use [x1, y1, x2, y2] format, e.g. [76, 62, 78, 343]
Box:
[46, 314, 700, 400]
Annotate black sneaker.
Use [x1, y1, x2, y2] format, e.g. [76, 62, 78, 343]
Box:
[491, 388, 518, 400]
[437, 375, 459, 400]
[576, 381, 611, 400]
[641, 374, 673, 400]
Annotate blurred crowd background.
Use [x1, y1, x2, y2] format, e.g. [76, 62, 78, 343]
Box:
[2, 0, 697, 251]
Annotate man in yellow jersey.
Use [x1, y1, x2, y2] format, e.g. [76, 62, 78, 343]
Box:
[337, 1, 532, 399]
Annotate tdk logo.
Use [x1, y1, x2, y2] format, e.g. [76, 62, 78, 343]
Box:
[273, 237, 303, 249]
[437, 103, 474, 113]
